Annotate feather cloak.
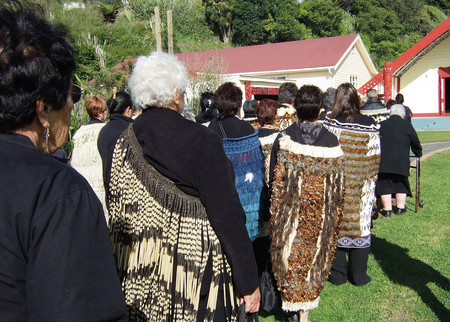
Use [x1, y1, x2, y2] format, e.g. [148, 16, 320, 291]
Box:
[270, 134, 345, 311]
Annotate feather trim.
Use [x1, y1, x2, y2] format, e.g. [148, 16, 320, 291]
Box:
[278, 134, 344, 159]
[282, 296, 320, 312]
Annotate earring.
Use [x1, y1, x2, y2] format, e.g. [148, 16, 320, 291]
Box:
[45, 126, 50, 154]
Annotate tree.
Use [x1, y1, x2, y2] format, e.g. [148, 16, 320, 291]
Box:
[298, 0, 346, 38]
[203, 0, 236, 43]
[231, 0, 270, 46]
[264, 0, 309, 42]
[97, 1, 123, 23]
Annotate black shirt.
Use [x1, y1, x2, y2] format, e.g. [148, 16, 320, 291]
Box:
[98, 113, 133, 190]
[209, 116, 255, 138]
[0, 132, 127, 321]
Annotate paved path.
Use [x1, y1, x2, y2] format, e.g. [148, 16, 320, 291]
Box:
[410, 141, 450, 166]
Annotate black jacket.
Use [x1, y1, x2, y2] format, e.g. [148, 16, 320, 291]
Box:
[98, 113, 133, 190]
[0, 132, 127, 321]
[361, 98, 385, 111]
[132, 107, 259, 295]
[379, 115, 422, 176]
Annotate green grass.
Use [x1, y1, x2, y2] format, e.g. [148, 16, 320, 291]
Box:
[417, 131, 450, 143]
[259, 150, 450, 321]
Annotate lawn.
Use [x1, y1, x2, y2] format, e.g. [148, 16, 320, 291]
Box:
[259, 150, 450, 322]
[417, 130, 450, 143]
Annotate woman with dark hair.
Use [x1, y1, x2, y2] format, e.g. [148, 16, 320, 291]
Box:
[255, 99, 279, 184]
[209, 82, 265, 242]
[70, 95, 108, 214]
[324, 83, 380, 287]
[98, 91, 134, 196]
[269, 85, 344, 322]
[0, 3, 127, 320]
[195, 91, 217, 125]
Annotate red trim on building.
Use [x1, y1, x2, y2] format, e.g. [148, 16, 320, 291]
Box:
[438, 67, 450, 115]
[358, 18, 450, 96]
[414, 113, 442, 117]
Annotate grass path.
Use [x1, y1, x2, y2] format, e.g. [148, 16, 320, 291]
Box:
[259, 150, 450, 322]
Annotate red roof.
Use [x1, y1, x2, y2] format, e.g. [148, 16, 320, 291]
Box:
[175, 34, 359, 74]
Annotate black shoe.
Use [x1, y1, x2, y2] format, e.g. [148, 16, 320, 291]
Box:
[287, 311, 299, 322]
[395, 207, 406, 215]
[380, 210, 391, 218]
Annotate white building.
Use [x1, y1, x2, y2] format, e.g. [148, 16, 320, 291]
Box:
[175, 34, 378, 102]
[359, 18, 450, 116]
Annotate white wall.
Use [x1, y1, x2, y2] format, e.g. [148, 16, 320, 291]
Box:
[334, 45, 375, 89]
[400, 36, 450, 115]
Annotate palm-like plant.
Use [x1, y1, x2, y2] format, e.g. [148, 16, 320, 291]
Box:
[97, 1, 123, 23]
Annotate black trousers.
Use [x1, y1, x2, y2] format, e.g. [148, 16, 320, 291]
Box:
[328, 247, 371, 286]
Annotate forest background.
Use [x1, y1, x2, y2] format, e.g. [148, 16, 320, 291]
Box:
[43, 0, 448, 109]
[37, 0, 448, 154]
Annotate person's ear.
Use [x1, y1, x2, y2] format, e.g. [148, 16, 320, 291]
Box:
[126, 106, 133, 117]
[35, 100, 50, 129]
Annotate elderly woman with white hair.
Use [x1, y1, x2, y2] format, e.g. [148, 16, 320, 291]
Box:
[376, 104, 422, 217]
[107, 51, 260, 321]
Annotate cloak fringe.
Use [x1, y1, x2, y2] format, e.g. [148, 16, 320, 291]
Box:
[108, 126, 238, 321]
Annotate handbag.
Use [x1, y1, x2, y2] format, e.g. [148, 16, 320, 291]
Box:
[237, 303, 259, 322]
[260, 261, 281, 312]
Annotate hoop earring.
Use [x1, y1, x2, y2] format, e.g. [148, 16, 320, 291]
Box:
[45, 126, 50, 154]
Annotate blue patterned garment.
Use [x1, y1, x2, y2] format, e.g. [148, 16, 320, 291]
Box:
[222, 131, 265, 241]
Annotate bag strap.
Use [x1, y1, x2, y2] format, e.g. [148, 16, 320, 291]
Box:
[218, 120, 227, 138]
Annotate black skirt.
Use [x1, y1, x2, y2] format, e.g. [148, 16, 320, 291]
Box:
[376, 173, 412, 196]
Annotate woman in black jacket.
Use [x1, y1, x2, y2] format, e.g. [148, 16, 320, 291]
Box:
[376, 104, 422, 216]
[98, 91, 134, 192]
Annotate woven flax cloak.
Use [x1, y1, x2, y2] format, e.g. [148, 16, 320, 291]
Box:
[222, 132, 265, 241]
[323, 118, 380, 240]
[108, 126, 238, 321]
[270, 135, 345, 311]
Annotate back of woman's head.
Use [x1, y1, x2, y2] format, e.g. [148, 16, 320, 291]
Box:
[214, 82, 242, 119]
[294, 85, 324, 122]
[330, 83, 360, 122]
[0, 3, 75, 132]
[255, 99, 278, 126]
[128, 51, 188, 109]
[107, 92, 133, 115]
[85, 96, 107, 119]
[200, 92, 214, 112]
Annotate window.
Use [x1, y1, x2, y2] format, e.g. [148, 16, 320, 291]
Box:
[349, 75, 358, 88]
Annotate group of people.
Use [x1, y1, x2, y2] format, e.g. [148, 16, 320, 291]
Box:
[0, 3, 423, 322]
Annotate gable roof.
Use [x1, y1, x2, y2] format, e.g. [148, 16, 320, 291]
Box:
[358, 17, 450, 94]
[175, 34, 375, 75]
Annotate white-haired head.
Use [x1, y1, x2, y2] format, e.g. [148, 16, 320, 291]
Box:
[128, 51, 188, 109]
[390, 104, 406, 119]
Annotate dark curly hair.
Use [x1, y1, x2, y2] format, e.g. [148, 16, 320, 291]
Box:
[294, 85, 324, 122]
[0, 2, 75, 132]
[214, 82, 242, 119]
[278, 82, 298, 105]
[255, 99, 277, 126]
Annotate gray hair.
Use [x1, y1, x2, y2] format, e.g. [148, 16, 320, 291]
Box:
[367, 89, 378, 99]
[390, 104, 406, 118]
[128, 51, 188, 109]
